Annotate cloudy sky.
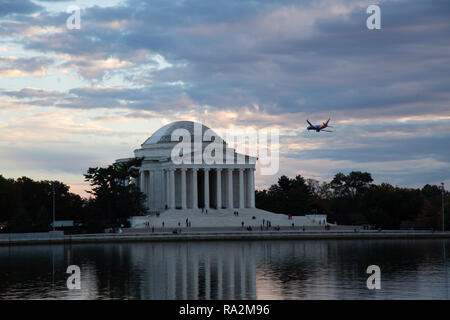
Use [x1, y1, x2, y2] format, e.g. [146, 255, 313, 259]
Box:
[1, 0, 449, 197]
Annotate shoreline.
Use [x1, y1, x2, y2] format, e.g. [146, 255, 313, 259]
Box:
[1, 230, 450, 246]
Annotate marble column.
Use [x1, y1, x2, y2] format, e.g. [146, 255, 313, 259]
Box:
[192, 168, 198, 209]
[160, 169, 165, 209]
[149, 170, 155, 210]
[140, 170, 145, 194]
[169, 169, 175, 209]
[239, 168, 244, 209]
[227, 168, 233, 209]
[165, 170, 170, 209]
[248, 168, 255, 208]
[216, 168, 222, 209]
[181, 168, 187, 209]
[204, 168, 210, 209]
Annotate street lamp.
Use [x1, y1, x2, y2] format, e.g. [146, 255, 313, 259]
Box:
[442, 183, 445, 232]
[52, 182, 56, 231]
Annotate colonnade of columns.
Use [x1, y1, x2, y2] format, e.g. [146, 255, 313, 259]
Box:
[139, 167, 255, 211]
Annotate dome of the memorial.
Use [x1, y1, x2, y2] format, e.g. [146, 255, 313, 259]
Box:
[142, 121, 224, 145]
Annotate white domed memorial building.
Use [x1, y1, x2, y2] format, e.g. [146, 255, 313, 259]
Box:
[117, 121, 327, 228]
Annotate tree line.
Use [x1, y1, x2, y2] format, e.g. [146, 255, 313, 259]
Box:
[0, 176, 84, 232]
[0, 158, 146, 233]
[256, 171, 449, 230]
[0, 163, 448, 232]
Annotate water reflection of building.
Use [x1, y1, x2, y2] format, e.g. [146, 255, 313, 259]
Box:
[127, 240, 341, 300]
[130, 242, 257, 299]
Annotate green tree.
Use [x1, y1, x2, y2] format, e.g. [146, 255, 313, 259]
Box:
[7, 206, 33, 233]
[0, 174, 84, 232]
[0, 174, 21, 223]
[330, 171, 373, 198]
[418, 184, 448, 230]
[362, 183, 422, 229]
[35, 206, 51, 231]
[256, 175, 313, 215]
[83, 158, 146, 229]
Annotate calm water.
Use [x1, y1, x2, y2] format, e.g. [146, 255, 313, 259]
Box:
[0, 239, 449, 300]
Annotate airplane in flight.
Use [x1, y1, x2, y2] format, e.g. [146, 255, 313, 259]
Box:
[306, 118, 333, 132]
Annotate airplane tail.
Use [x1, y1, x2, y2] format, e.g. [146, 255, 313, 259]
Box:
[324, 118, 330, 126]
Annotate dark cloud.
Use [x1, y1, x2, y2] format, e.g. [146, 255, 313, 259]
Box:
[5, 0, 447, 115]
[3, 0, 450, 116]
[0, 0, 42, 17]
[0, 56, 53, 69]
[0, 56, 54, 78]
[294, 134, 450, 163]
[1, 87, 63, 98]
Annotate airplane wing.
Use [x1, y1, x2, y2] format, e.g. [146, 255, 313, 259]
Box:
[306, 120, 314, 127]
[321, 129, 333, 132]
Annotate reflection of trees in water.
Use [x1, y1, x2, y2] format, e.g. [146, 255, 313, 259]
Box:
[0, 245, 66, 299]
[256, 240, 326, 282]
[256, 239, 450, 299]
[253, 240, 333, 298]
[330, 240, 448, 283]
[0, 243, 146, 299]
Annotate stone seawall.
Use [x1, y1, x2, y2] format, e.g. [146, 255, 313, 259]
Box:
[1, 230, 450, 245]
